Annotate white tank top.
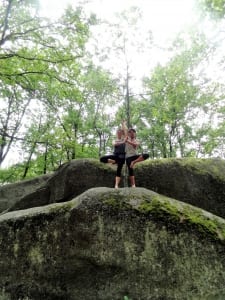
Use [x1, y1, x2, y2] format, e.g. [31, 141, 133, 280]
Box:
[125, 138, 139, 158]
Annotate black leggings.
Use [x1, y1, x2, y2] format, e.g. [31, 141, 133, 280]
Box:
[126, 154, 149, 176]
[100, 154, 125, 177]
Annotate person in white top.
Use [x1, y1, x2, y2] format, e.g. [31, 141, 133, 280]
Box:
[125, 128, 149, 187]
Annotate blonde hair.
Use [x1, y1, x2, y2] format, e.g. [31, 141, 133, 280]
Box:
[116, 128, 125, 138]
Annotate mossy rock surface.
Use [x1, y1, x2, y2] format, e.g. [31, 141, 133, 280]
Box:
[0, 159, 115, 213]
[0, 187, 225, 299]
[1, 158, 225, 299]
[0, 173, 51, 213]
[135, 157, 225, 218]
[2, 158, 225, 220]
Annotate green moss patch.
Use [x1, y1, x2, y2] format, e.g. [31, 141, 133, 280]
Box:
[102, 197, 132, 210]
[136, 193, 225, 242]
[92, 187, 225, 242]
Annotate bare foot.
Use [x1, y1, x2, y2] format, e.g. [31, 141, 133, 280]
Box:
[130, 161, 135, 168]
[108, 159, 116, 164]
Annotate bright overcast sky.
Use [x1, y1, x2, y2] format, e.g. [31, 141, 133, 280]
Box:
[40, 0, 197, 44]
[39, 0, 198, 77]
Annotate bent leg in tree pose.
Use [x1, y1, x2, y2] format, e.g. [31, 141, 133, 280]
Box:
[125, 127, 150, 187]
[126, 156, 138, 187]
[100, 123, 127, 188]
[130, 153, 149, 168]
[100, 154, 125, 188]
[100, 154, 116, 164]
[126, 154, 149, 187]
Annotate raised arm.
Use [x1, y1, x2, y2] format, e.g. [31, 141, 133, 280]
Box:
[121, 120, 128, 137]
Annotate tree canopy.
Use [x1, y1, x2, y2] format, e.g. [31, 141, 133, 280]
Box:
[1, 0, 225, 183]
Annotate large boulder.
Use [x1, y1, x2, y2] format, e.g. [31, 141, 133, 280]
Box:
[2, 158, 225, 220]
[135, 157, 225, 218]
[0, 159, 115, 213]
[0, 187, 225, 300]
[0, 173, 51, 213]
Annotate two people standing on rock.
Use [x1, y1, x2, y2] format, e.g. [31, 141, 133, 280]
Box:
[100, 121, 149, 188]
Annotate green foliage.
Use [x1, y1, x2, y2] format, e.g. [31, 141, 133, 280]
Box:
[0, 0, 110, 173]
[139, 30, 224, 159]
[198, 0, 225, 19]
[1, 1, 225, 183]
[0, 163, 28, 184]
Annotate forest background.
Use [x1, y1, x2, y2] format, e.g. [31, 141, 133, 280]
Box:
[0, 0, 225, 183]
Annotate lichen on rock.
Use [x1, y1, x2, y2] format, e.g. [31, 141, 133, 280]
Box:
[0, 187, 225, 299]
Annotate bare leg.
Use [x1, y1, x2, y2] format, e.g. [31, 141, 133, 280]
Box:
[129, 176, 136, 187]
[115, 176, 121, 188]
[130, 155, 144, 168]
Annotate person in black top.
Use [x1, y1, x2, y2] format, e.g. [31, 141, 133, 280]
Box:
[100, 126, 126, 188]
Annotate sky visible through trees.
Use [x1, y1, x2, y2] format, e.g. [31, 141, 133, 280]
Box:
[38, 0, 220, 94]
[40, 0, 197, 56]
[1, 0, 225, 181]
[3, 0, 198, 167]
